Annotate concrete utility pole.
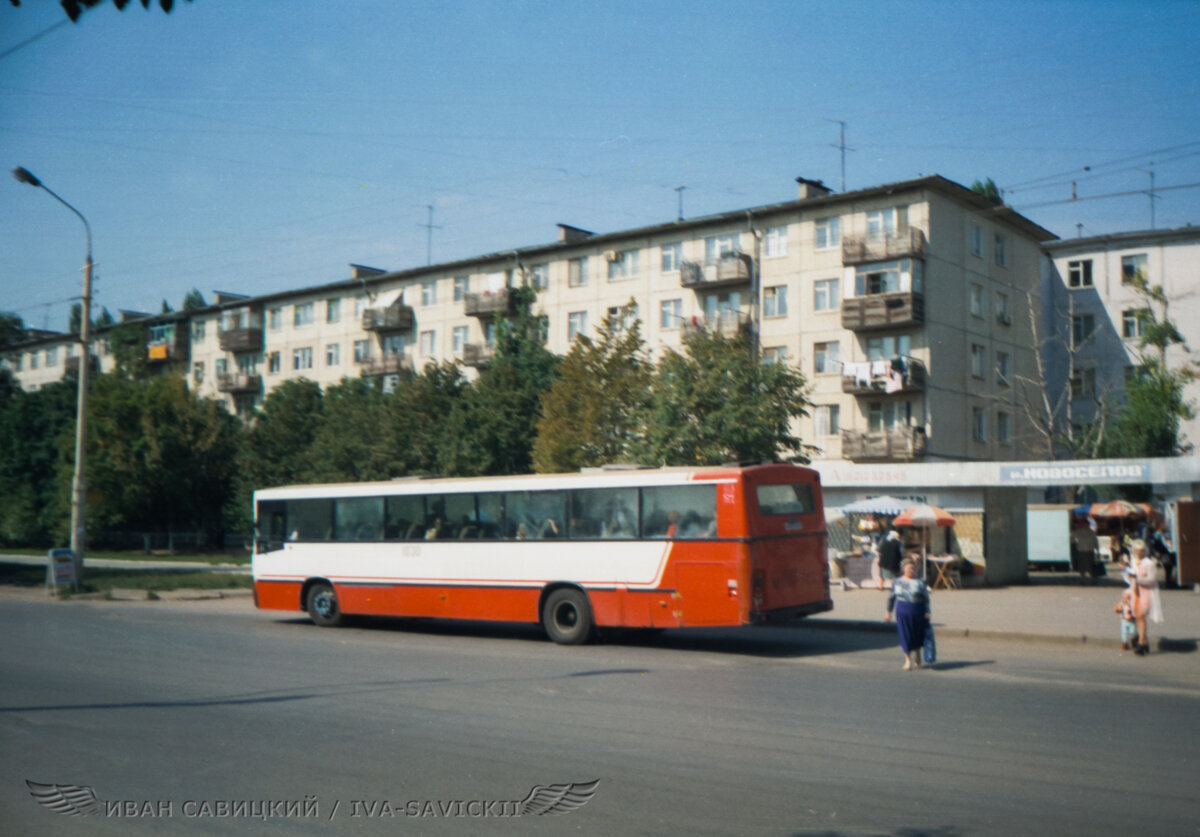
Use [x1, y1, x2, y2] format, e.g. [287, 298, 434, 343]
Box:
[13, 167, 93, 579]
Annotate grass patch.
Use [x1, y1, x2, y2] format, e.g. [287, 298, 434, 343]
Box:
[0, 547, 250, 565]
[0, 562, 252, 595]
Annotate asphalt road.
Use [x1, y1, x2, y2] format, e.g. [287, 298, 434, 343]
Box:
[1, 595, 1197, 836]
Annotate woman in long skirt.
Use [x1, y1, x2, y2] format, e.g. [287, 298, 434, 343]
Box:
[885, 558, 931, 670]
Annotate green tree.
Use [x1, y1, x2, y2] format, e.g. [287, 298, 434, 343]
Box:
[305, 377, 399, 482]
[107, 322, 148, 379]
[182, 289, 208, 311]
[0, 380, 76, 545]
[391, 362, 467, 476]
[637, 328, 812, 465]
[970, 177, 1003, 206]
[48, 0, 192, 24]
[533, 303, 652, 473]
[438, 288, 560, 476]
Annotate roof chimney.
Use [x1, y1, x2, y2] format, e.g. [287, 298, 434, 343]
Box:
[796, 177, 832, 199]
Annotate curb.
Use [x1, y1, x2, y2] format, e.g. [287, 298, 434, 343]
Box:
[799, 618, 1123, 649]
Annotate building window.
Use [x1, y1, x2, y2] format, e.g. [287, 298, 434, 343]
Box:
[1122, 309, 1146, 339]
[660, 299, 682, 329]
[326, 343, 340, 366]
[661, 243, 682, 272]
[996, 292, 1011, 325]
[191, 321, 206, 342]
[530, 264, 549, 290]
[814, 278, 840, 311]
[813, 341, 839, 375]
[763, 285, 788, 318]
[215, 358, 227, 376]
[764, 226, 788, 258]
[865, 334, 910, 361]
[268, 307, 283, 330]
[353, 340, 370, 363]
[419, 330, 436, 356]
[705, 234, 741, 261]
[1071, 314, 1095, 347]
[814, 404, 839, 437]
[326, 298, 341, 323]
[568, 257, 588, 287]
[421, 281, 437, 306]
[355, 295, 368, 319]
[452, 326, 468, 356]
[814, 217, 840, 250]
[997, 411, 1012, 445]
[763, 346, 788, 365]
[969, 284, 984, 317]
[867, 206, 906, 240]
[29, 352, 39, 370]
[293, 302, 314, 327]
[292, 347, 313, 371]
[994, 234, 1008, 267]
[1121, 253, 1148, 284]
[1068, 260, 1093, 288]
[192, 362, 204, 384]
[969, 223, 983, 258]
[453, 275, 469, 301]
[996, 351, 1011, 385]
[382, 334, 405, 357]
[970, 344, 986, 378]
[1070, 368, 1096, 397]
[972, 408, 987, 442]
[267, 351, 281, 374]
[868, 400, 911, 432]
[607, 249, 640, 280]
[567, 312, 587, 342]
[46, 347, 58, 366]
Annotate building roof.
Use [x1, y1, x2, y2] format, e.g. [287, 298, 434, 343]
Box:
[1044, 225, 1200, 255]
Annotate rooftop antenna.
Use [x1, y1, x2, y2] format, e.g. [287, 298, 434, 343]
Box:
[418, 205, 442, 266]
[674, 185, 687, 221]
[1137, 165, 1158, 229]
[826, 119, 853, 192]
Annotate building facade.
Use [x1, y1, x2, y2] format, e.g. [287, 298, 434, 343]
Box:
[6, 174, 1058, 463]
[1043, 226, 1200, 453]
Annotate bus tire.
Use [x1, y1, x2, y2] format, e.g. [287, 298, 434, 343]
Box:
[542, 587, 594, 645]
[306, 581, 344, 628]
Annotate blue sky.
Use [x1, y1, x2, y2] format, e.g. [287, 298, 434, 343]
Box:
[3, 0, 1198, 332]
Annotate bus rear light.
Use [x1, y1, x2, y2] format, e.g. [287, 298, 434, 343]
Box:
[728, 579, 738, 598]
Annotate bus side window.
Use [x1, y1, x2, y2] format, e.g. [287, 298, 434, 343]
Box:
[641, 485, 717, 539]
[286, 499, 333, 541]
[255, 501, 287, 552]
[571, 488, 637, 539]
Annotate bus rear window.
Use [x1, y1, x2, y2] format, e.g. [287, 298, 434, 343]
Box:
[756, 483, 816, 516]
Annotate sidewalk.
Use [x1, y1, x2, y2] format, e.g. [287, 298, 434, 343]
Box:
[808, 573, 1200, 650]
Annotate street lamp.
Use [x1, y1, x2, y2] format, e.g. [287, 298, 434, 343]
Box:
[13, 166, 94, 580]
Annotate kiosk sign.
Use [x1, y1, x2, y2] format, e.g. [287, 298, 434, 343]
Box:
[47, 549, 77, 592]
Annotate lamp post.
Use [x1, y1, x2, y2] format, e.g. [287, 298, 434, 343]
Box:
[13, 166, 93, 579]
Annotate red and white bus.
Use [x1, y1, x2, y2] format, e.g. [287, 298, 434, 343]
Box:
[252, 463, 831, 644]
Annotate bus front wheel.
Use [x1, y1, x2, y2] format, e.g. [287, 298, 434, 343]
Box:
[542, 588, 594, 645]
[306, 582, 344, 628]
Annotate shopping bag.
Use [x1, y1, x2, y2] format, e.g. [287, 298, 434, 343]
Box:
[923, 624, 937, 664]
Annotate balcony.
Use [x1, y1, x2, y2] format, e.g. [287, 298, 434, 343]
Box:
[464, 289, 514, 318]
[361, 305, 415, 333]
[840, 291, 925, 332]
[217, 373, 262, 394]
[841, 357, 926, 395]
[841, 227, 926, 265]
[358, 354, 412, 377]
[680, 310, 753, 340]
[840, 427, 928, 462]
[218, 327, 264, 353]
[146, 340, 186, 364]
[460, 343, 495, 368]
[679, 253, 752, 290]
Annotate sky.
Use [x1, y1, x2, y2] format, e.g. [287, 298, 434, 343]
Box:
[2, 0, 1198, 333]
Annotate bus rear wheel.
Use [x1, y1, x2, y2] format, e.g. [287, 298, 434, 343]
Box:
[306, 582, 343, 628]
[542, 588, 594, 645]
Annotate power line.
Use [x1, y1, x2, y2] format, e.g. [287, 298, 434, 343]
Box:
[1011, 180, 1200, 211]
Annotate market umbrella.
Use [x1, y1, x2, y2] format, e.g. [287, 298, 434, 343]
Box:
[892, 504, 956, 577]
[838, 495, 916, 515]
[1089, 500, 1145, 519]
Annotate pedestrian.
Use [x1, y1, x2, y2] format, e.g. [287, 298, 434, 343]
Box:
[885, 558, 931, 670]
[1071, 521, 1099, 583]
[1127, 539, 1164, 656]
[878, 529, 903, 591]
[1114, 584, 1137, 651]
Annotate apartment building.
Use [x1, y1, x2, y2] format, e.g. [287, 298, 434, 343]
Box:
[6, 174, 1058, 463]
[1043, 226, 1200, 450]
